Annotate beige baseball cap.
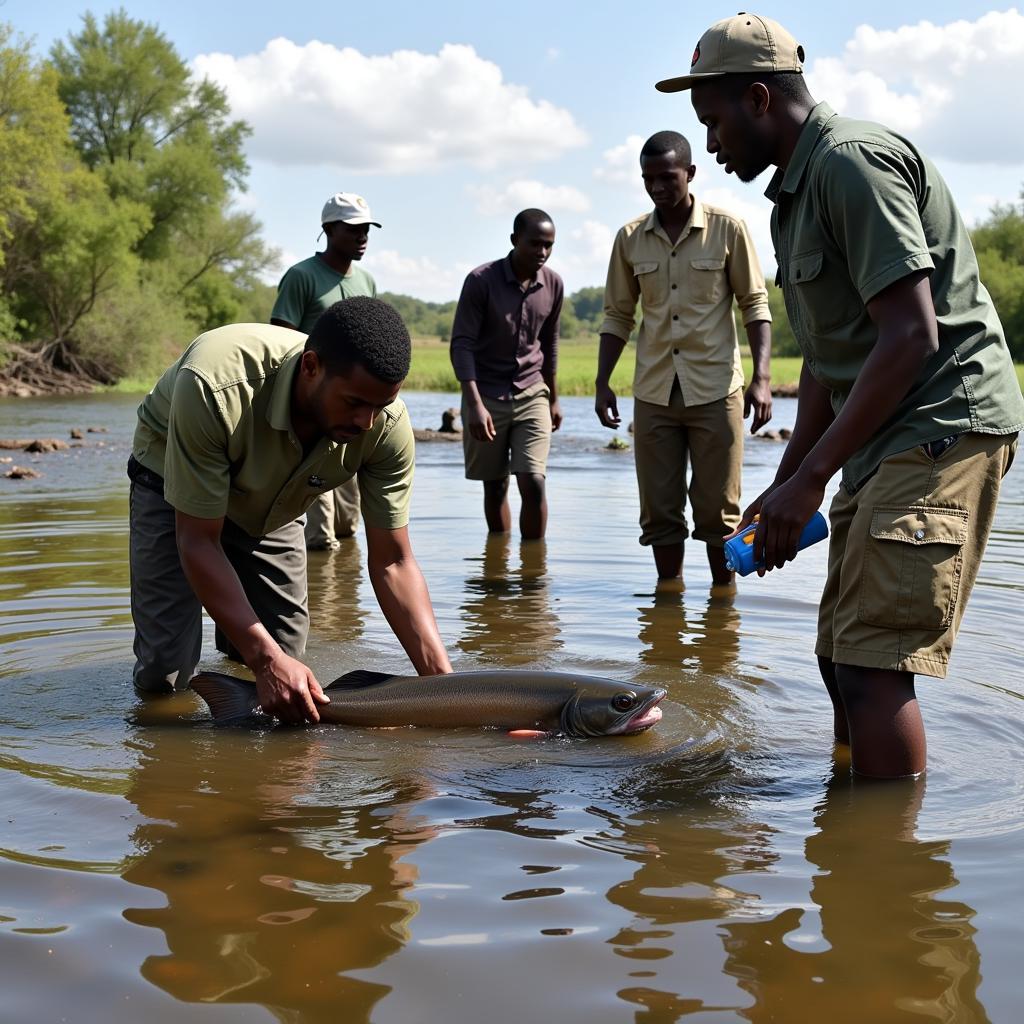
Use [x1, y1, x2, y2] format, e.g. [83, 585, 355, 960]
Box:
[321, 192, 381, 228]
[655, 12, 804, 93]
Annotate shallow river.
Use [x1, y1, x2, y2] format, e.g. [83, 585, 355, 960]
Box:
[1, 391, 1022, 1024]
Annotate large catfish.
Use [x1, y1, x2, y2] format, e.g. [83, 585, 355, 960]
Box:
[190, 669, 665, 738]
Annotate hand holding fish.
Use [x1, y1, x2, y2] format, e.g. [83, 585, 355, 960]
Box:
[254, 651, 330, 724]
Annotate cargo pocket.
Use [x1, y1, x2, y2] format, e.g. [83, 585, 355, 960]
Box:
[858, 506, 968, 631]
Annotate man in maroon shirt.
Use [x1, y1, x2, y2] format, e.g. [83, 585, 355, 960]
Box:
[450, 209, 564, 540]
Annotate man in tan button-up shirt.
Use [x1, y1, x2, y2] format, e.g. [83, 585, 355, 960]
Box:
[595, 130, 772, 587]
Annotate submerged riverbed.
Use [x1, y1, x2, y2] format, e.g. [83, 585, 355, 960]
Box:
[1, 391, 1022, 1023]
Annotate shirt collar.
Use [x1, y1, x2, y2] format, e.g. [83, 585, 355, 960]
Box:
[643, 196, 705, 244]
[765, 102, 837, 202]
[503, 253, 544, 290]
[267, 347, 304, 432]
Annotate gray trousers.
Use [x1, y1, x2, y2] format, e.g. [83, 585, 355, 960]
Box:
[129, 482, 309, 694]
[304, 476, 361, 549]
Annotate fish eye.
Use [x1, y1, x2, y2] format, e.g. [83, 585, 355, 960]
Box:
[612, 692, 637, 712]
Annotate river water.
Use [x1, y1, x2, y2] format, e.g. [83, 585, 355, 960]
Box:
[1, 391, 1022, 1024]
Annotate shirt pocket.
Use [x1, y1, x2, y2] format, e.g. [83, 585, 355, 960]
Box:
[689, 256, 727, 304]
[857, 505, 968, 631]
[632, 260, 662, 305]
[789, 249, 862, 334]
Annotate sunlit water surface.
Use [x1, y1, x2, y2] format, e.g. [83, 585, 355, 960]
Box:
[1, 392, 1022, 1023]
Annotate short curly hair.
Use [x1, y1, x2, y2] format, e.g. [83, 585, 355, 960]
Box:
[304, 297, 411, 383]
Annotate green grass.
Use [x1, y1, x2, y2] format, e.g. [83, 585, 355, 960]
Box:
[105, 337, 1024, 398]
[407, 336, 805, 396]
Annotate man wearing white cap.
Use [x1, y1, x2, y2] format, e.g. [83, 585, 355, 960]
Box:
[659, 13, 1023, 778]
[272, 193, 382, 549]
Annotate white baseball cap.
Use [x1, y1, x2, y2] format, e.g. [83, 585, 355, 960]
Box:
[321, 192, 381, 228]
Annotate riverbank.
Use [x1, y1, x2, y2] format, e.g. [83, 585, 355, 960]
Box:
[7, 336, 1024, 398]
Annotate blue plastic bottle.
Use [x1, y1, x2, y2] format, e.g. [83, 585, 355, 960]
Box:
[724, 510, 829, 576]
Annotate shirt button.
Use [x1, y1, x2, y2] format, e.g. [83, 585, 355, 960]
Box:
[671, 283, 677, 290]
[914, 529, 926, 541]
[671, 252, 676, 257]
[672, 314, 679, 321]
[673, 348, 679, 355]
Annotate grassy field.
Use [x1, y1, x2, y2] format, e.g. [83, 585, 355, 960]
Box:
[407, 337, 805, 396]
[109, 337, 1024, 397]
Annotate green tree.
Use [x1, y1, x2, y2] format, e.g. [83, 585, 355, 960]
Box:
[972, 194, 1024, 360]
[49, 9, 275, 337]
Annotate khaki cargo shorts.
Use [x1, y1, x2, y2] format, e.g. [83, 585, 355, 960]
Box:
[462, 382, 552, 481]
[817, 432, 1017, 678]
[632, 385, 744, 547]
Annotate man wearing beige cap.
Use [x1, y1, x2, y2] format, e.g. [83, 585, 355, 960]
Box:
[658, 13, 1024, 778]
[272, 193, 382, 550]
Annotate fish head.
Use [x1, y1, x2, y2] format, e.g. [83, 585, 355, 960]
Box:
[559, 679, 666, 738]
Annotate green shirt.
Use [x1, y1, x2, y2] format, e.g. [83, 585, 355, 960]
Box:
[132, 323, 414, 537]
[766, 102, 1024, 490]
[271, 255, 377, 333]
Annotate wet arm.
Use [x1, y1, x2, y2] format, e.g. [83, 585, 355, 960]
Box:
[175, 512, 327, 721]
[365, 525, 452, 676]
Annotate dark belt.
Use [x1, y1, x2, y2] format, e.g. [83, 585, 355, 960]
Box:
[127, 454, 165, 496]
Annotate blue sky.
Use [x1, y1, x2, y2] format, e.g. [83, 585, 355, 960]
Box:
[12, 1, 1024, 300]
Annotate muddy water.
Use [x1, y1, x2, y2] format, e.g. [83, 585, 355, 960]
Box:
[0, 391, 1022, 1024]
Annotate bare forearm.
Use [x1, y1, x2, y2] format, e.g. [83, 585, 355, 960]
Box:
[596, 333, 626, 385]
[800, 326, 934, 487]
[745, 320, 771, 382]
[543, 367, 558, 402]
[369, 559, 451, 675]
[774, 362, 836, 485]
[177, 534, 280, 669]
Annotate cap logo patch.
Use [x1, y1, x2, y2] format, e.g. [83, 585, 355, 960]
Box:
[691, 42, 701, 67]
[354, 195, 368, 209]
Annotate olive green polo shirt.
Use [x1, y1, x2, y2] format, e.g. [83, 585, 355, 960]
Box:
[767, 102, 1024, 491]
[271, 255, 377, 333]
[132, 323, 414, 537]
[600, 198, 771, 408]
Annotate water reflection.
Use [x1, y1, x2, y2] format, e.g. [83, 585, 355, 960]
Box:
[720, 767, 985, 1023]
[305, 539, 369, 646]
[121, 726, 434, 1022]
[636, 587, 742, 681]
[456, 535, 561, 663]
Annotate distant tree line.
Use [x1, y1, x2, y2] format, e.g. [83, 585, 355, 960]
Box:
[1, 9, 1021, 393]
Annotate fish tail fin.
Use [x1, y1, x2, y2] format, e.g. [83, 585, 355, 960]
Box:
[190, 672, 266, 725]
[326, 669, 397, 690]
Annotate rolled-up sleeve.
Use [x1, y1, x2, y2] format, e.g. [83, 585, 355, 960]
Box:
[162, 370, 231, 519]
[727, 219, 772, 325]
[449, 272, 487, 382]
[358, 406, 415, 530]
[599, 228, 640, 341]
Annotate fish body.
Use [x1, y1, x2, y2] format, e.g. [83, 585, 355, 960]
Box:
[190, 668, 665, 738]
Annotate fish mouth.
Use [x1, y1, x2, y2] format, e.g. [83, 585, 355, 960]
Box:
[618, 702, 663, 733]
[613, 690, 666, 734]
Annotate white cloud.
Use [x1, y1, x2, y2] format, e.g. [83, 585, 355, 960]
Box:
[806, 9, 1024, 163]
[368, 249, 472, 302]
[467, 179, 591, 216]
[553, 219, 616, 281]
[593, 134, 645, 186]
[700, 186, 775, 274]
[193, 39, 587, 173]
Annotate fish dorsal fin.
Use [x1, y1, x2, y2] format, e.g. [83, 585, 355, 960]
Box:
[326, 669, 397, 691]
[190, 672, 264, 724]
